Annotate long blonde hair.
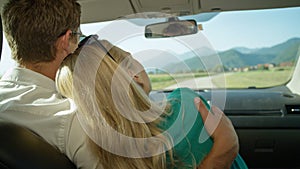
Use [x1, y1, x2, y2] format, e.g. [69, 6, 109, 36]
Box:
[56, 39, 173, 169]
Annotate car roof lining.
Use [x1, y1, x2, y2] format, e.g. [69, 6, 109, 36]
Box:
[78, 0, 300, 24]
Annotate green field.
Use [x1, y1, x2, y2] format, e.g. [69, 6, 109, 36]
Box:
[216, 69, 294, 88]
[149, 68, 294, 90]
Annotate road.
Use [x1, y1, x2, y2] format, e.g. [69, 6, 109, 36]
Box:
[164, 73, 229, 90]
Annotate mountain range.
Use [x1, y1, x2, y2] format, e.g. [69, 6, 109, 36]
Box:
[163, 37, 300, 73]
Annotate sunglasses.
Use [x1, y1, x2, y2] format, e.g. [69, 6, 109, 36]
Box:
[71, 30, 86, 41]
[77, 35, 116, 62]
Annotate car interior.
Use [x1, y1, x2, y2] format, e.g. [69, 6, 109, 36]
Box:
[1, 0, 300, 169]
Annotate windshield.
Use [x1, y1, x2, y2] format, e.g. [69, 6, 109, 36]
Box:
[1, 7, 299, 90]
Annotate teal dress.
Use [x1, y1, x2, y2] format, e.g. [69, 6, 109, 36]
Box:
[158, 88, 248, 169]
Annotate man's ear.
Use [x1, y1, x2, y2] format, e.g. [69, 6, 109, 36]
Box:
[57, 30, 72, 51]
[62, 30, 72, 49]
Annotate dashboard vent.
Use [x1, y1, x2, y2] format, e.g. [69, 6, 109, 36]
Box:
[286, 105, 300, 115]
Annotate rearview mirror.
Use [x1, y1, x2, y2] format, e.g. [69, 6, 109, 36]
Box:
[145, 19, 198, 38]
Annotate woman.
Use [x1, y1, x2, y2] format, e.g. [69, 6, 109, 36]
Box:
[56, 36, 247, 169]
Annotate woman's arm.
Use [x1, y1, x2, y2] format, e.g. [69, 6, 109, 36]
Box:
[194, 98, 239, 169]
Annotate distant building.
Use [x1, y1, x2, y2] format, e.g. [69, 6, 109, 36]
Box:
[279, 62, 293, 67]
[257, 63, 275, 70]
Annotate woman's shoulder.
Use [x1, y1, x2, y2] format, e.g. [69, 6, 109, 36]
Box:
[167, 87, 198, 100]
[168, 87, 210, 110]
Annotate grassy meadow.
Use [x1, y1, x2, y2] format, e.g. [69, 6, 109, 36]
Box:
[217, 68, 293, 88]
[149, 68, 294, 90]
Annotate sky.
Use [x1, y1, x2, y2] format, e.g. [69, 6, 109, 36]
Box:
[201, 6, 300, 51]
[1, 6, 300, 75]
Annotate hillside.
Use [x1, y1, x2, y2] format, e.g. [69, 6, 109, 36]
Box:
[164, 37, 300, 73]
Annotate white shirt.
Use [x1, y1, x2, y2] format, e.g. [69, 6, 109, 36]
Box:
[0, 67, 102, 169]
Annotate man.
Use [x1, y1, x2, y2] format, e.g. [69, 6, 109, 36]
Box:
[0, 0, 238, 168]
[0, 0, 101, 168]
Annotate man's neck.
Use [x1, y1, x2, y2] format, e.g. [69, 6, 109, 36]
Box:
[22, 60, 61, 81]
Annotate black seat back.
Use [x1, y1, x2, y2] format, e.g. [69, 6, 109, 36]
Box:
[0, 121, 76, 169]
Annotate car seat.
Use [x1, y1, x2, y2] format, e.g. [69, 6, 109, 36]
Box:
[0, 121, 76, 169]
[0, 16, 76, 169]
